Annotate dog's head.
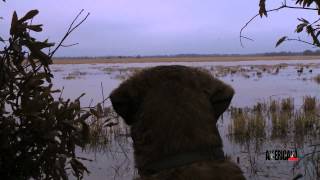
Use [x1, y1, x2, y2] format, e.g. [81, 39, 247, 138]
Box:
[110, 65, 234, 126]
[110, 65, 237, 177]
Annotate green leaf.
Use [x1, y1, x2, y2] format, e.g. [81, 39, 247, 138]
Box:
[10, 11, 18, 35]
[26, 24, 43, 32]
[19, 10, 39, 22]
[296, 23, 306, 33]
[259, 0, 267, 17]
[276, 36, 287, 47]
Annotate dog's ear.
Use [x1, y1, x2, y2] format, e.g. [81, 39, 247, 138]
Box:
[210, 83, 234, 119]
[110, 81, 142, 125]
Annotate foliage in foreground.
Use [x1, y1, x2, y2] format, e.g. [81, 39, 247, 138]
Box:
[242, 0, 320, 49]
[0, 10, 94, 179]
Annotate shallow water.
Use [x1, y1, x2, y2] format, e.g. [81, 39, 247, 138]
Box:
[51, 59, 320, 180]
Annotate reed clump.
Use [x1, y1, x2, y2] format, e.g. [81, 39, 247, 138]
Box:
[281, 97, 294, 112]
[86, 105, 129, 152]
[229, 108, 249, 143]
[314, 74, 320, 84]
[303, 96, 317, 112]
[269, 99, 279, 113]
[229, 97, 320, 144]
[229, 107, 266, 144]
[271, 112, 290, 139]
[247, 112, 266, 139]
[294, 113, 318, 136]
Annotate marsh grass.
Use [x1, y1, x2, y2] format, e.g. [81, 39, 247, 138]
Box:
[248, 112, 266, 139]
[314, 74, 320, 84]
[281, 97, 294, 112]
[303, 96, 317, 112]
[229, 108, 249, 143]
[271, 111, 290, 139]
[228, 96, 320, 180]
[294, 111, 319, 136]
[269, 99, 279, 113]
[228, 96, 319, 144]
[85, 105, 131, 153]
[253, 102, 267, 113]
[229, 107, 266, 144]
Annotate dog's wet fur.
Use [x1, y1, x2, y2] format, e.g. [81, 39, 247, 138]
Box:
[110, 65, 245, 180]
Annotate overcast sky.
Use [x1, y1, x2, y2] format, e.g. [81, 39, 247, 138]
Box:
[0, 0, 318, 56]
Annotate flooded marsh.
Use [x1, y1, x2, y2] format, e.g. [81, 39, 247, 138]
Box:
[51, 59, 320, 180]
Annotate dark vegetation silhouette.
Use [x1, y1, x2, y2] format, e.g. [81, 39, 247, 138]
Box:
[110, 65, 245, 180]
[0, 7, 109, 180]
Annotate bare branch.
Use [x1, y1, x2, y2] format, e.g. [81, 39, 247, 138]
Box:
[240, 5, 287, 47]
[68, 9, 85, 32]
[49, 9, 90, 58]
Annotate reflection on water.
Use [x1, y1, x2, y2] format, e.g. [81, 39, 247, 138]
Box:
[51, 60, 320, 179]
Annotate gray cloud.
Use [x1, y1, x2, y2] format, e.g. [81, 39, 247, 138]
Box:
[0, 0, 317, 56]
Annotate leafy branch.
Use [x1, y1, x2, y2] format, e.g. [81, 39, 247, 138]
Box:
[0, 9, 101, 180]
[240, 0, 320, 48]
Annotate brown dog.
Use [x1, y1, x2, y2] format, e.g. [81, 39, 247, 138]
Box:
[110, 65, 245, 180]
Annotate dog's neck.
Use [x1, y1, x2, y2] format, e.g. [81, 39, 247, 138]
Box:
[139, 146, 225, 176]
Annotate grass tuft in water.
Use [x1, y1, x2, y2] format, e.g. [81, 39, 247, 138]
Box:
[314, 74, 320, 84]
[303, 96, 317, 112]
[229, 97, 320, 144]
[281, 97, 294, 112]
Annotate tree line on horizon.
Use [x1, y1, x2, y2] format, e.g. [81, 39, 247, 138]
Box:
[53, 49, 320, 60]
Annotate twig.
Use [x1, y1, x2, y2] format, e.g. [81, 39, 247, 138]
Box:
[286, 38, 320, 48]
[88, 98, 94, 108]
[49, 9, 90, 58]
[82, 96, 110, 109]
[59, 86, 64, 99]
[311, 18, 320, 26]
[240, 5, 285, 47]
[101, 82, 105, 109]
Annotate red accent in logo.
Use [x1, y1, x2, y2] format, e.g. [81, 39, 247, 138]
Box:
[288, 157, 299, 161]
[288, 154, 299, 161]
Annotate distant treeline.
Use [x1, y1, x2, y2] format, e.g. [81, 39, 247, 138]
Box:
[55, 49, 320, 59]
